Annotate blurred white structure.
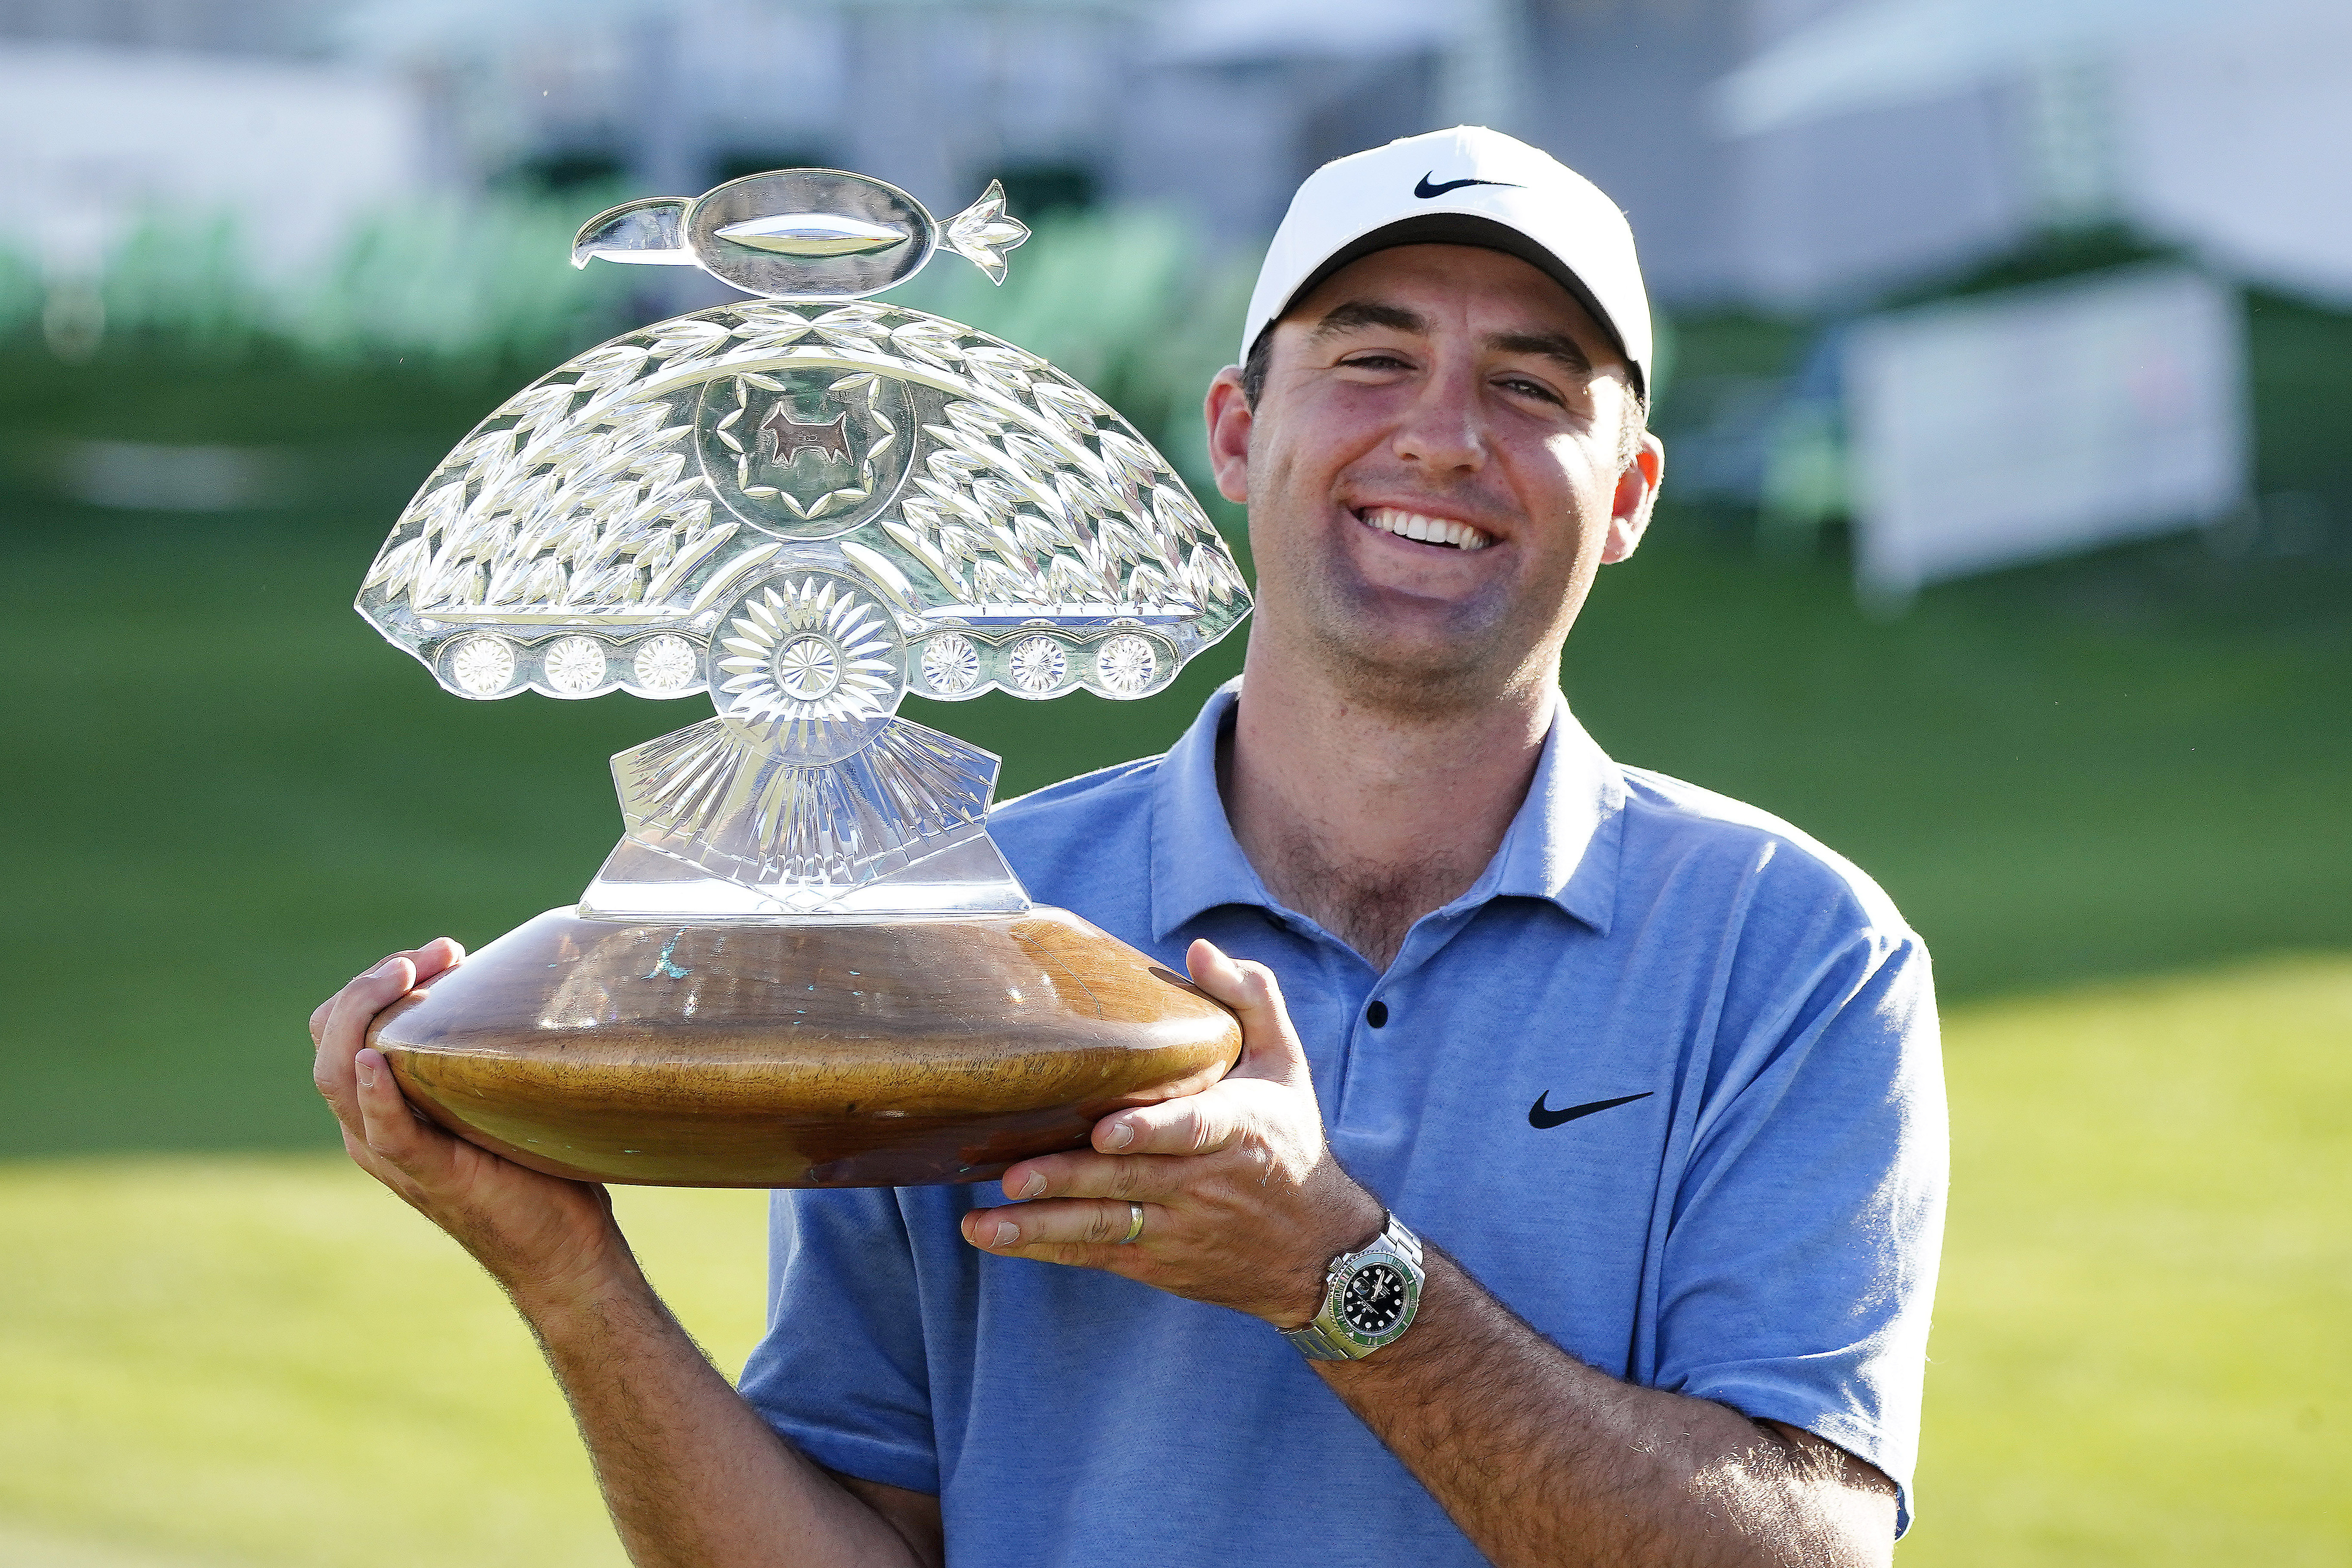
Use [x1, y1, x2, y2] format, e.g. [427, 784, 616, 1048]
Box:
[2114, 3, 2352, 303]
[1719, 0, 2352, 306]
[1, 0, 2337, 590]
[1845, 267, 2247, 604]
[6, 0, 2351, 314]
[0, 41, 426, 285]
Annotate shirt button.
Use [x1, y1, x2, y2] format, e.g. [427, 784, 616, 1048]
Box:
[1366, 1000, 1389, 1028]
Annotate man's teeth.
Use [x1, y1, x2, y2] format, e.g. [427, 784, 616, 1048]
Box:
[1362, 507, 1493, 550]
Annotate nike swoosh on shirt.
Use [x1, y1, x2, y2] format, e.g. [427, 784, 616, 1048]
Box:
[1415, 173, 1524, 199]
[1528, 1090, 1654, 1130]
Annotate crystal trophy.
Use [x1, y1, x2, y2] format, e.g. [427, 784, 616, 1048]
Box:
[356, 170, 1250, 1187]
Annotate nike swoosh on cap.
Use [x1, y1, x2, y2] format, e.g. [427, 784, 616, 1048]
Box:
[1415, 173, 1524, 199]
[1527, 1090, 1654, 1130]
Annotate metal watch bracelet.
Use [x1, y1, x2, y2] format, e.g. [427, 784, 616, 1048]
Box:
[1282, 1212, 1425, 1362]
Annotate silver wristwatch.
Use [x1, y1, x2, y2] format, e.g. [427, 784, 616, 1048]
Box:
[1282, 1212, 1425, 1361]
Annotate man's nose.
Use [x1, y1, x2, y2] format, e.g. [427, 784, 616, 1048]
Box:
[1390, 362, 1486, 474]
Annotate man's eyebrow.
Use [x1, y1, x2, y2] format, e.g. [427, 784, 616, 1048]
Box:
[1308, 300, 1426, 339]
[1488, 331, 1593, 374]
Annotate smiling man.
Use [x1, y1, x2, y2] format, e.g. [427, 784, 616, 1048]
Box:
[312, 127, 1945, 1568]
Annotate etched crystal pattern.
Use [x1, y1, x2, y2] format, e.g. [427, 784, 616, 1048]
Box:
[633, 633, 699, 691]
[1008, 635, 1067, 694]
[919, 631, 980, 694]
[713, 575, 900, 722]
[543, 635, 608, 694]
[360, 191, 1252, 918]
[356, 299, 1249, 706]
[940, 181, 1031, 285]
[448, 634, 515, 696]
[1095, 633, 1157, 696]
[609, 715, 1000, 895]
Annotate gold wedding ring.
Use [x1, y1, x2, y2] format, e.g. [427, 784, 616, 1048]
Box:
[1119, 1202, 1145, 1244]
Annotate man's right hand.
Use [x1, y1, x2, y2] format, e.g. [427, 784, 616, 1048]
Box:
[308, 939, 629, 1310]
[308, 939, 947, 1568]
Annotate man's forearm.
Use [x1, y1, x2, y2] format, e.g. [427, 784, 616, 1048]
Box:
[1315, 1249, 1894, 1568]
[314, 953, 940, 1566]
[513, 1262, 941, 1568]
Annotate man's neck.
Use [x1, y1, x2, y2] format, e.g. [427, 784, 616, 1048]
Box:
[1219, 650, 1555, 972]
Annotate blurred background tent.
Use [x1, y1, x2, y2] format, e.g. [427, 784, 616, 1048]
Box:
[0, 1, 2345, 1565]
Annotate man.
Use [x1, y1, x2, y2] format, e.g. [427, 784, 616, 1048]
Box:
[313, 127, 1944, 1567]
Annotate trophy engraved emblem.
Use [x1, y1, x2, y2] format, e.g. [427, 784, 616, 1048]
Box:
[354, 170, 1250, 1188]
[714, 366, 907, 527]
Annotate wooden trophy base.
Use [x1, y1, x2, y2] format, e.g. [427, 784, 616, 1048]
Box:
[367, 906, 1241, 1188]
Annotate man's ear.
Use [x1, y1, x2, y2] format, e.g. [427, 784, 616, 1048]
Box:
[1603, 431, 1663, 565]
[1204, 366, 1253, 506]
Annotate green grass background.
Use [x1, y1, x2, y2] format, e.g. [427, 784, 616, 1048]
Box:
[3, 961, 2342, 1566]
[2, 324, 2348, 1561]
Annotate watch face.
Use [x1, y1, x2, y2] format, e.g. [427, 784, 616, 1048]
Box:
[1340, 1261, 1411, 1337]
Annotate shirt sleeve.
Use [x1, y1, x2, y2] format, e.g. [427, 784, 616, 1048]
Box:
[1652, 924, 1948, 1536]
[735, 1184, 946, 1494]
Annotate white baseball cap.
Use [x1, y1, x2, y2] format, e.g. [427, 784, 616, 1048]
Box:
[1241, 126, 1652, 396]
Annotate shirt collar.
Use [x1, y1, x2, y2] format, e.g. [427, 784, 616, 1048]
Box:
[1148, 678, 1624, 941]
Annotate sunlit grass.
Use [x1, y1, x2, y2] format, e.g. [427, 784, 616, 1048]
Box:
[1901, 954, 2351, 1565]
[3, 957, 2344, 1564]
[0, 1168, 765, 1567]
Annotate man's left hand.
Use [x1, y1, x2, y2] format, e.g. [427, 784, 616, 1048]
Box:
[959, 938, 1383, 1326]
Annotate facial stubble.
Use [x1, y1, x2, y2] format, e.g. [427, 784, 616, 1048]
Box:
[1256, 477, 1596, 723]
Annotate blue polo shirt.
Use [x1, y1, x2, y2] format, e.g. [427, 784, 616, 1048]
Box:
[738, 682, 1946, 1561]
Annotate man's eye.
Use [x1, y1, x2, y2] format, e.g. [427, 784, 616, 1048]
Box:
[1341, 353, 1411, 372]
[1499, 376, 1561, 404]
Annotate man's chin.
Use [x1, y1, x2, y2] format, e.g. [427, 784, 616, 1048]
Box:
[1303, 621, 1506, 715]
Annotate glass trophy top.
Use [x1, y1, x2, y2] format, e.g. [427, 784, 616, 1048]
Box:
[571, 168, 1031, 297]
[354, 169, 1250, 921]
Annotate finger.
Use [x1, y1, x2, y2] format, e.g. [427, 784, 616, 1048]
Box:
[1000, 1148, 1205, 1204]
[351, 1046, 449, 1177]
[312, 938, 464, 1102]
[310, 938, 464, 1048]
[1184, 940, 1309, 1086]
[313, 954, 422, 1125]
[1089, 1080, 1259, 1158]
[961, 1198, 1148, 1254]
[310, 957, 392, 1046]
[411, 935, 466, 982]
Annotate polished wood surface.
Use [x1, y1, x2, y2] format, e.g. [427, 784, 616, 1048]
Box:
[367, 906, 1241, 1188]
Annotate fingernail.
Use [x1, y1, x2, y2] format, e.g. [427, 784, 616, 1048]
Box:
[364, 959, 399, 980]
[1105, 1121, 1134, 1151]
[991, 1219, 1018, 1246]
[355, 1053, 378, 1089]
[1018, 1171, 1046, 1199]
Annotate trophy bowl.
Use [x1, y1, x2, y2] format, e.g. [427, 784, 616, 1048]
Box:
[367, 907, 1240, 1188]
[351, 169, 1253, 1186]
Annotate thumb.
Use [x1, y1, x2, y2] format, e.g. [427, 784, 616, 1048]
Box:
[1186, 938, 1309, 1088]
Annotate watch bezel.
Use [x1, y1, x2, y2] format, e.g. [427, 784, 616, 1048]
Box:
[1316, 1238, 1422, 1355]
